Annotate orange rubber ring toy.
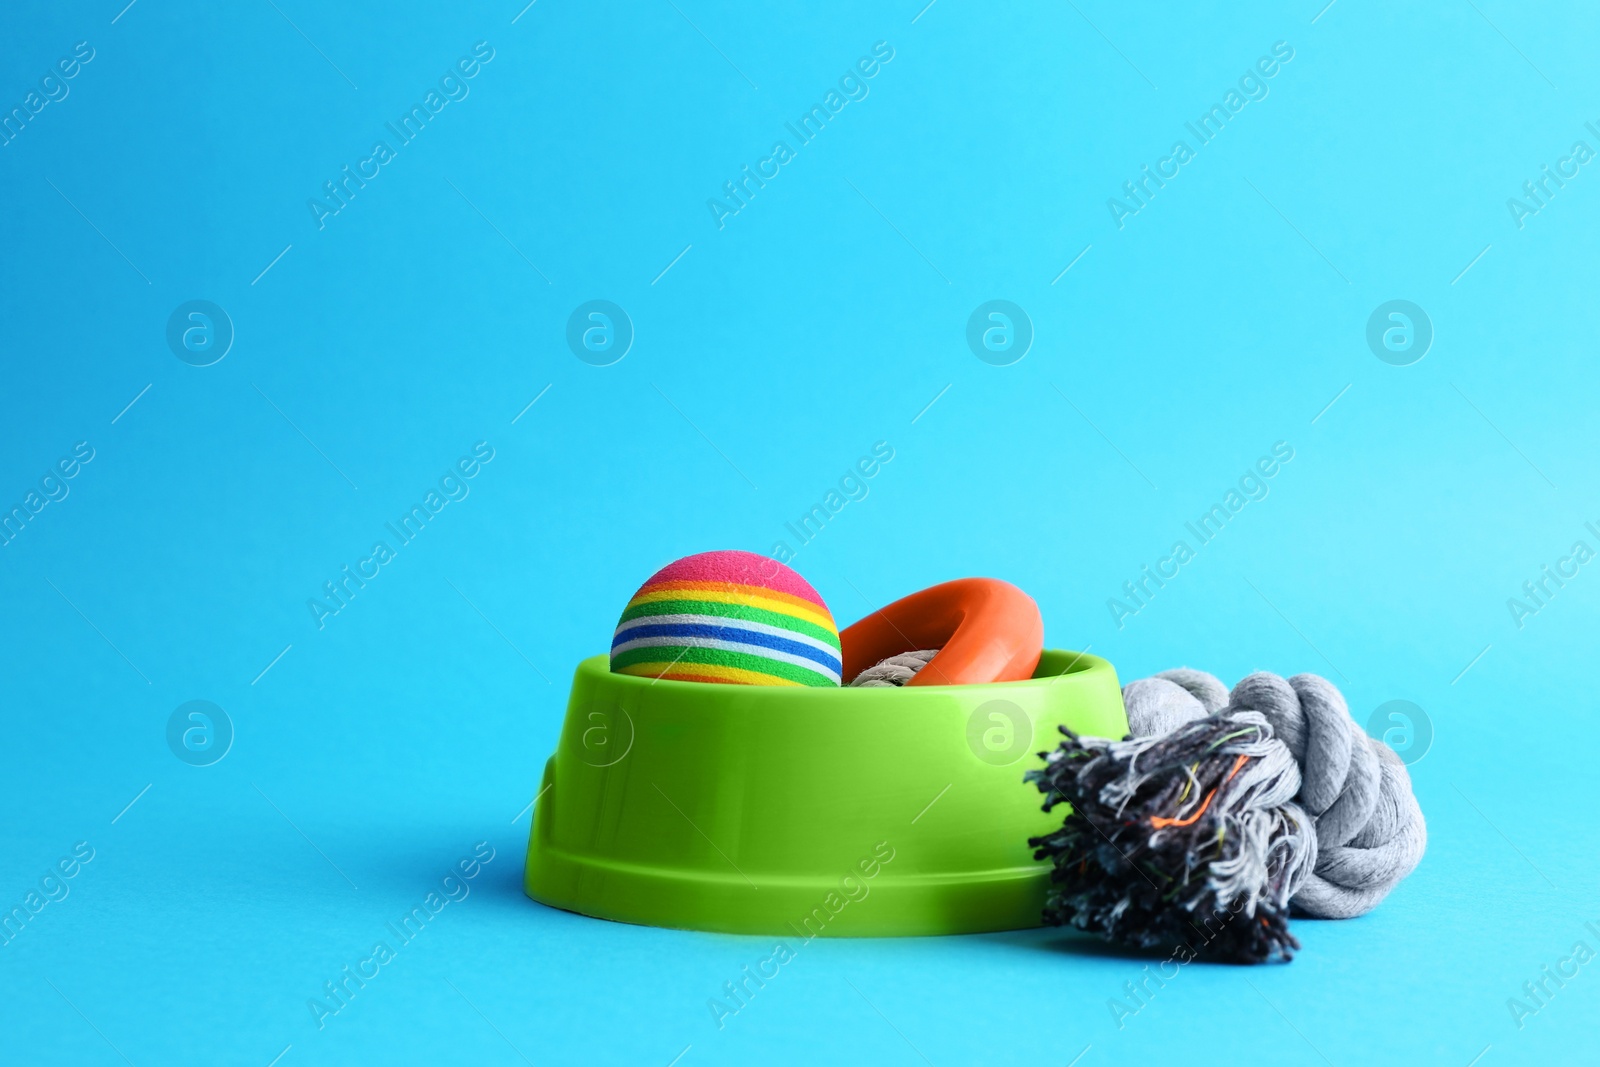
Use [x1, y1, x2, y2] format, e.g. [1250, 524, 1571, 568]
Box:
[838, 578, 1044, 687]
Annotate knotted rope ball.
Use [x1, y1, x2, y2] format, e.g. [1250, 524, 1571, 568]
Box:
[851, 653, 1426, 962]
[1030, 668, 1426, 961]
[1120, 669, 1427, 920]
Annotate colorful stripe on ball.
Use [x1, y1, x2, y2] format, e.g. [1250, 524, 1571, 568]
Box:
[611, 579, 842, 687]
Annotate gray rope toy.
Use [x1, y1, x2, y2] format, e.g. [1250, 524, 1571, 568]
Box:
[849, 649, 938, 687]
[1121, 668, 1427, 921]
[852, 656, 1426, 960]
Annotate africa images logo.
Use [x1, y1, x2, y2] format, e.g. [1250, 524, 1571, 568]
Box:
[1106, 41, 1295, 229]
[706, 41, 895, 229]
[307, 42, 496, 230]
[306, 442, 495, 629]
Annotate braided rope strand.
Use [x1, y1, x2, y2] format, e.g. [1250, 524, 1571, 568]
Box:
[1125, 669, 1426, 919]
[855, 650, 1424, 927]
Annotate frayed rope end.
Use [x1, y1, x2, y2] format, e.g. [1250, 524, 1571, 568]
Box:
[1026, 712, 1315, 964]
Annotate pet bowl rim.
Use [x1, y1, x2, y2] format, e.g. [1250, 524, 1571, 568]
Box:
[580, 646, 1110, 700]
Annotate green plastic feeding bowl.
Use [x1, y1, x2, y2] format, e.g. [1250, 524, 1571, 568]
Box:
[523, 650, 1126, 937]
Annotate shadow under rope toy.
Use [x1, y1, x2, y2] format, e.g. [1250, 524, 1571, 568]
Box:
[522, 549, 1425, 962]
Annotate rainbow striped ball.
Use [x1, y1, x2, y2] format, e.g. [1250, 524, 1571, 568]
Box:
[610, 550, 841, 687]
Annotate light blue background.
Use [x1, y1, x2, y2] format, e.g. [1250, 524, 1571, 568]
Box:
[2, 0, 1596, 1063]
